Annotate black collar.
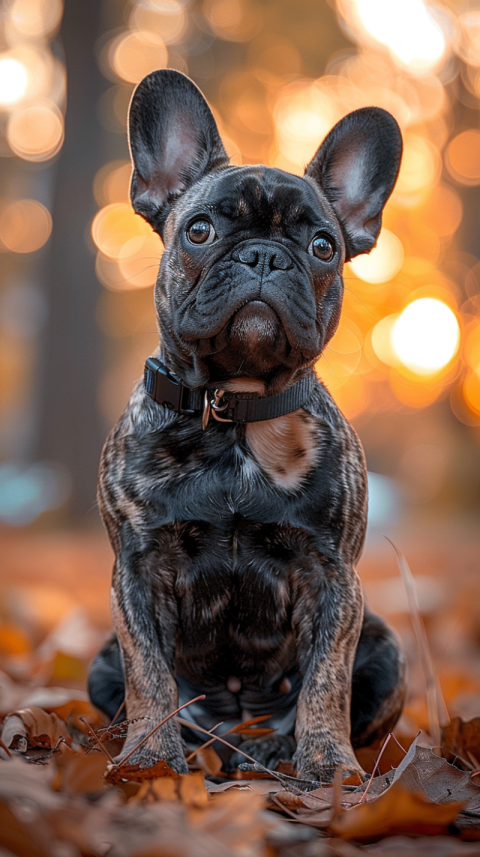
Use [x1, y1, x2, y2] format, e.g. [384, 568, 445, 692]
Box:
[144, 357, 315, 428]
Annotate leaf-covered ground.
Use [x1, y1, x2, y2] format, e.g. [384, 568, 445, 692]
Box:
[1, 522, 480, 856]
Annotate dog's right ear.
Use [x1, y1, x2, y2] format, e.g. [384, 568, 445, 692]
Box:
[128, 70, 228, 236]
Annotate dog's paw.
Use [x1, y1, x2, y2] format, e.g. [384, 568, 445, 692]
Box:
[227, 734, 296, 772]
[293, 741, 365, 784]
[114, 740, 188, 775]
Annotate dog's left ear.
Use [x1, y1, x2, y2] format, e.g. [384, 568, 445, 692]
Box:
[305, 107, 402, 261]
[128, 69, 229, 236]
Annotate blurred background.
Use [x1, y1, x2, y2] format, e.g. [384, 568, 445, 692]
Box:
[1, 0, 480, 731]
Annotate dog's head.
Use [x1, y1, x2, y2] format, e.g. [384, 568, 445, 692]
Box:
[129, 70, 402, 390]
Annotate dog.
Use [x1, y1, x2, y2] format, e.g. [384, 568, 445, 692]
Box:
[88, 69, 405, 782]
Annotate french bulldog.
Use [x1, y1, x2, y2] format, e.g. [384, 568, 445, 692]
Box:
[88, 69, 405, 782]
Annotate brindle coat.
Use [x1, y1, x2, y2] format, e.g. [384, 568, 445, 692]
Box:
[88, 70, 405, 781]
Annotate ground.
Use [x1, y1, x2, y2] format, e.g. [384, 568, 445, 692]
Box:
[1, 516, 480, 856]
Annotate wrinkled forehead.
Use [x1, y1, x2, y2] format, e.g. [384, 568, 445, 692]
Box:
[193, 165, 331, 227]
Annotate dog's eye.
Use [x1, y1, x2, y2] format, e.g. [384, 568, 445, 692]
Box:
[187, 220, 215, 245]
[310, 233, 335, 261]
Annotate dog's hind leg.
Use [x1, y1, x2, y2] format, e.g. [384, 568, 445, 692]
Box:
[88, 633, 125, 722]
[350, 610, 406, 749]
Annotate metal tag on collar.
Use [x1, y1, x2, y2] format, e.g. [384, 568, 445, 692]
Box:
[202, 388, 233, 429]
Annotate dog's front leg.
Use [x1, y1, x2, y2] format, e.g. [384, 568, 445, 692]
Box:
[110, 533, 187, 774]
[293, 559, 364, 783]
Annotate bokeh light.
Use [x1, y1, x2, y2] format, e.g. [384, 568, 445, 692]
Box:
[455, 11, 480, 68]
[7, 100, 64, 161]
[394, 134, 441, 203]
[0, 199, 52, 253]
[463, 372, 480, 419]
[91, 202, 152, 259]
[203, 0, 263, 43]
[339, 0, 446, 72]
[391, 298, 460, 375]
[446, 130, 480, 187]
[93, 160, 131, 207]
[130, 1, 187, 45]
[8, 0, 63, 39]
[273, 81, 333, 171]
[348, 229, 404, 284]
[5, 0, 480, 519]
[0, 58, 28, 106]
[108, 30, 168, 83]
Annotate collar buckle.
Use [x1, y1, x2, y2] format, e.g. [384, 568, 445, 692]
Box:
[144, 357, 191, 412]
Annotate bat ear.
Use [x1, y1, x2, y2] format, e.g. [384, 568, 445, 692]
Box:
[305, 107, 402, 261]
[128, 69, 229, 236]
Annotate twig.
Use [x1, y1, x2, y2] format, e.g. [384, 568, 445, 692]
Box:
[111, 699, 125, 725]
[24, 736, 66, 764]
[111, 695, 205, 768]
[80, 717, 115, 763]
[0, 738, 11, 758]
[467, 750, 480, 770]
[391, 734, 407, 754]
[331, 767, 343, 819]
[185, 721, 224, 763]
[386, 537, 448, 747]
[271, 794, 313, 821]
[176, 715, 323, 795]
[359, 733, 394, 803]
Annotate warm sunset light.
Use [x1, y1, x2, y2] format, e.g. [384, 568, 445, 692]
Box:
[347, 0, 445, 71]
[391, 298, 460, 374]
[118, 233, 163, 289]
[446, 130, 480, 186]
[348, 229, 404, 284]
[7, 101, 64, 161]
[91, 202, 151, 259]
[0, 57, 28, 106]
[109, 30, 168, 83]
[0, 199, 52, 253]
[273, 82, 332, 170]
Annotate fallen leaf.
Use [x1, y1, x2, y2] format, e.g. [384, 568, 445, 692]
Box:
[105, 757, 180, 784]
[355, 744, 480, 815]
[228, 715, 276, 737]
[1, 707, 69, 752]
[53, 743, 108, 794]
[0, 623, 31, 656]
[134, 771, 209, 807]
[330, 780, 463, 840]
[47, 651, 86, 685]
[192, 746, 223, 776]
[442, 717, 480, 767]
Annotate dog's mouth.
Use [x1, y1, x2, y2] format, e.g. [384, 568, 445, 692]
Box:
[204, 299, 290, 378]
[228, 301, 283, 349]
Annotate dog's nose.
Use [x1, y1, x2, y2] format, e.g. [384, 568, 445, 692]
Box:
[232, 243, 293, 271]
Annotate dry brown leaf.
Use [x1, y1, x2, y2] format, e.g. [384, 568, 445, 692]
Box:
[442, 717, 480, 767]
[0, 802, 46, 857]
[134, 771, 209, 808]
[355, 734, 409, 777]
[1, 707, 69, 751]
[0, 623, 31, 656]
[228, 715, 276, 738]
[356, 744, 480, 815]
[193, 745, 223, 776]
[105, 757, 180, 784]
[330, 780, 463, 841]
[53, 743, 108, 794]
[48, 651, 86, 684]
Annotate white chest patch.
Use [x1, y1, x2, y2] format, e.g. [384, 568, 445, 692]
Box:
[224, 378, 318, 490]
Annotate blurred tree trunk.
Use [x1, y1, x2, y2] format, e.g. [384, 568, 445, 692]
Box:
[33, 0, 106, 523]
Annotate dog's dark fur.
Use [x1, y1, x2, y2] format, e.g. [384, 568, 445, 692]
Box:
[88, 70, 405, 781]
